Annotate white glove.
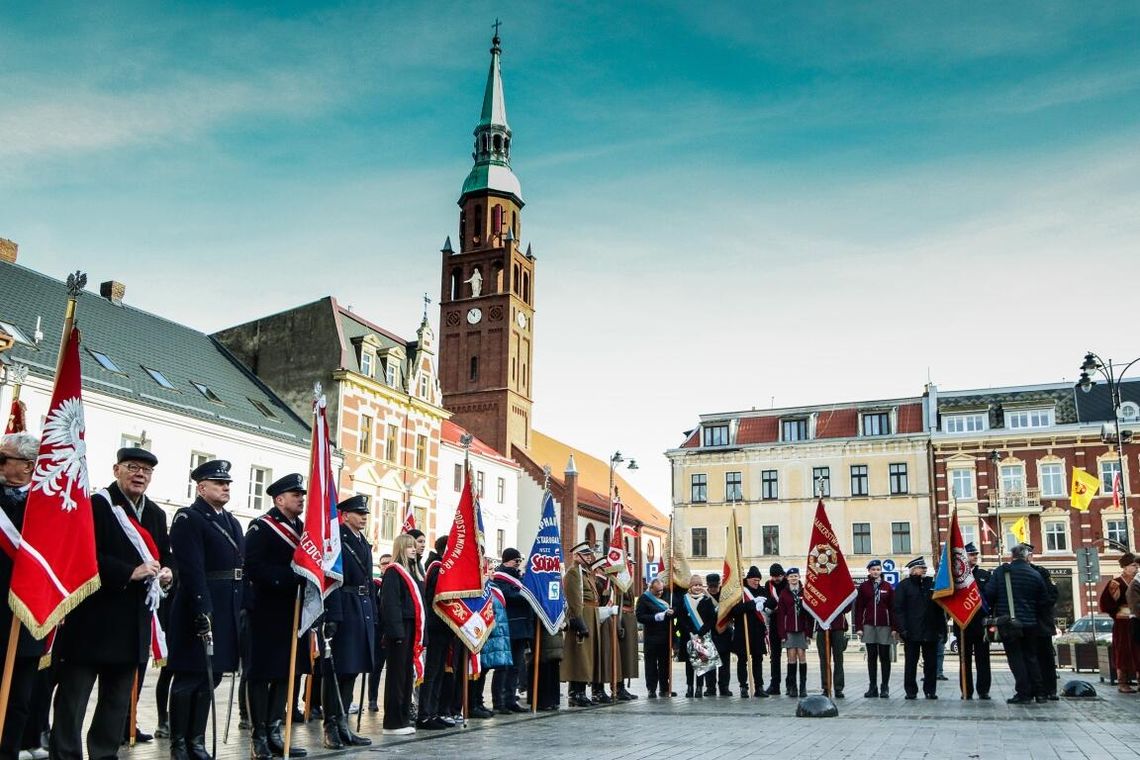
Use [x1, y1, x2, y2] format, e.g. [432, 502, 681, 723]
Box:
[654, 611, 666, 622]
[754, 598, 765, 611]
[598, 607, 614, 623]
[611, 604, 619, 616]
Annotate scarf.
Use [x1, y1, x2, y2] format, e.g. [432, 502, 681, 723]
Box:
[389, 562, 427, 685]
[682, 592, 704, 631]
[640, 591, 670, 614]
[101, 489, 168, 665]
[742, 585, 766, 621]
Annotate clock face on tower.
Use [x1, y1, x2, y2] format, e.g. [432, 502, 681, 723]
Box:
[467, 308, 483, 325]
[516, 311, 527, 329]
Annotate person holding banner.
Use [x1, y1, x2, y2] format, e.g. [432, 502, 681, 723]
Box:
[776, 568, 814, 698]
[615, 581, 639, 701]
[242, 473, 310, 760]
[49, 447, 173, 760]
[958, 544, 992, 700]
[700, 573, 732, 696]
[731, 567, 771, 699]
[763, 564, 787, 695]
[419, 535, 458, 730]
[492, 547, 533, 713]
[636, 577, 674, 698]
[380, 533, 424, 735]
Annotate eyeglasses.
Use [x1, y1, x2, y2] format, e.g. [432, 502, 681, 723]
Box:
[120, 463, 154, 476]
[0, 454, 33, 466]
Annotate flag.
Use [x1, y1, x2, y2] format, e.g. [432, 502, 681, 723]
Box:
[802, 498, 855, 628]
[932, 510, 984, 628]
[668, 523, 692, 592]
[601, 498, 633, 592]
[1113, 471, 1122, 509]
[520, 491, 567, 635]
[9, 325, 100, 638]
[400, 501, 416, 535]
[292, 395, 343, 634]
[1070, 467, 1100, 512]
[434, 469, 494, 651]
[715, 511, 744, 633]
[4, 398, 25, 434]
[1010, 515, 1030, 545]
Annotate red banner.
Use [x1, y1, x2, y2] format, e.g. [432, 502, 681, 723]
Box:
[933, 510, 984, 628]
[802, 499, 855, 628]
[435, 472, 483, 603]
[4, 398, 25, 434]
[9, 326, 100, 638]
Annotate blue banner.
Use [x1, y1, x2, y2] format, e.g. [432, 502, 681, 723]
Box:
[521, 491, 567, 635]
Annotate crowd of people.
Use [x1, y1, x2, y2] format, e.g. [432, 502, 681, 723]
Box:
[3, 429, 1140, 760]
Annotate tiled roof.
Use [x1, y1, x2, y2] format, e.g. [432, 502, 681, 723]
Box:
[897, 402, 924, 433]
[737, 416, 778, 444]
[441, 420, 518, 469]
[815, 408, 857, 439]
[0, 261, 309, 442]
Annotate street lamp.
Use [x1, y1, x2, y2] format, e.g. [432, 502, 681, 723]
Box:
[989, 449, 1003, 557]
[1077, 351, 1140, 550]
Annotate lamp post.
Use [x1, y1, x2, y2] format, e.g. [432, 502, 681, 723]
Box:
[989, 449, 1003, 557]
[1077, 351, 1140, 550]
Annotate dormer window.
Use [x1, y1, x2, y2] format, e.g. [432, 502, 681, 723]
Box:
[386, 363, 398, 388]
[861, 411, 891, 436]
[1005, 407, 1053, 429]
[943, 413, 987, 433]
[781, 418, 808, 442]
[360, 351, 374, 378]
[702, 424, 729, 447]
[1118, 402, 1139, 422]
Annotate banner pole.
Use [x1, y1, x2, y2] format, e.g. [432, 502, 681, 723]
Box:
[824, 629, 832, 698]
[531, 619, 542, 713]
[282, 592, 302, 760]
[959, 623, 967, 700]
[0, 619, 19, 741]
[742, 614, 756, 698]
[128, 670, 138, 747]
[666, 513, 674, 698]
[462, 657, 469, 728]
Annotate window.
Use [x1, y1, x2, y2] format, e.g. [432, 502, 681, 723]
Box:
[496, 529, 505, 557]
[360, 351, 373, 378]
[1039, 463, 1065, 498]
[415, 434, 428, 471]
[249, 398, 279, 420]
[852, 523, 872, 554]
[960, 523, 978, 550]
[690, 474, 707, 503]
[850, 465, 869, 496]
[87, 348, 123, 373]
[476, 471, 485, 498]
[781, 418, 808, 442]
[1000, 464, 1025, 494]
[188, 452, 213, 499]
[703, 424, 729, 447]
[496, 477, 505, 503]
[691, 528, 708, 557]
[248, 466, 271, 511]
[1044, 521, 1068, 552]
[951, 469, 974, 500]
[386, 363, 398, 387]
[761, 526, 780, 556]
[380, 499, 397, 541]
[812, 467, 831, 497]
[454, 463, 463, 492]
[469, 356, 479, 382]
[1107, 519, 1128, 546]
[418, 376, 429, 399]
[889, 463, 908, 495]
[386, 424, 399, 463]
[736, 525, 743, 548]
[861, 412, 890, 436]
[1120, 402, 1140, 422]
[1101, 459, 1123, 494]
[191, 381, 221, 403]
[359, 415, 373, 455]
[761, 470, 778, 500]
[943, 413, 987, 433]
[1005, 408, 1054, 429]
[0, 320, 31, 345]
[891, 522, 912, 554]
[725, 471, 742, 502]
[142, 366, 175, 389]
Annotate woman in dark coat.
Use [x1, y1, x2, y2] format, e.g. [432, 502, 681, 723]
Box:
[380, 534, 425, 734]
[676, 574, 712, 698]
[776, 568, 814, 698]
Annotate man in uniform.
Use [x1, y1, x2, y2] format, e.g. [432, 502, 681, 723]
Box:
[243, 474, 309, 760]
[321, 495, 373, 748]
[893, 556, 945, 700]
[0, 432, 48, 760]
[167, 460, 244, 760]
[616, 568, 639, 701]
[733, 566, 770, 698]
[51, 447, 174, 760]
[959, 543, 992, 699]
[561, 543, 599, 706]
[1026, 544, 1060, 700]
[591, 555, 617, 703]
[764, 564, 787, 695]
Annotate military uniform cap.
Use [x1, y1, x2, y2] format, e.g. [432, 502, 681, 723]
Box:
[117, 447, 158, 467]
[338, 494, 370, 514]
[570, 541, 593, 556]
[191, 459, 232, 482]
[964, 542, 979, 554]
[906, 556, 926, 569]
[866, 559, 882, 570]
[785, 566, 801, 576]
[267, 473, 306, 498]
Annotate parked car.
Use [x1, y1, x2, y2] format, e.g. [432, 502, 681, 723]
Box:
[1053, 614, 1113, 645]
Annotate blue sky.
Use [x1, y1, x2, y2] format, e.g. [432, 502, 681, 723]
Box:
[3, 1, 1139, 510]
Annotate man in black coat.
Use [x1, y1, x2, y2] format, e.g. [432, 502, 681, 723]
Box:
[893, 557, 945, 700]
[243, 474, 309, 760]
[0, 432, 47, 760]
[321, 495, 373, 748]
[699, 572, 733, 696]
[732, 566, 771, 698]
[51, 447, 174, 760]
[492, 547, 534, 713]
[984, 544, 1049, 703]
[959, 543, 992, 699]
[167, 459, 245, 760]
[636, 577, 674, 698]
[764, 564, 787, 695]
[1026, 544, 1060, 700]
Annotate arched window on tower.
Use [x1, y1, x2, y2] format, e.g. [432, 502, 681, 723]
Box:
[504, 137, 510, 155]
[473, 205, 483, 246]
[459, 210, 467, 252]
[512, 264, 520, 295]
[522, 272, 530, 303]
[492, 261, 504, 293]
[492, 204, 503, 236]
[512, 211, 518, 237]
[482, 134, 489, 152]
[450, 268, 462, 300]
[493, 134, 502, 153]
[469, 356, 479, 382]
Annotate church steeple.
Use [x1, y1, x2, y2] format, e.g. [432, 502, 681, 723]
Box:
[461, 25, 522, 209]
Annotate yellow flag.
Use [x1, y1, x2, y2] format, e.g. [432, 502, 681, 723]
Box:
[716, 511, 744, 633]
[1010, 516, 1030, 545]
[1070, 467, 1100, 512]
[668, 524, 693, 591]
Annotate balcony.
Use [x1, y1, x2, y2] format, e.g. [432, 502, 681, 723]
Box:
[989, 488, 1043, 515]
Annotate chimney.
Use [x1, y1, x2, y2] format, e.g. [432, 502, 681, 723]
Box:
[100, 280, 126, 305]
[0, 238, 17, 264]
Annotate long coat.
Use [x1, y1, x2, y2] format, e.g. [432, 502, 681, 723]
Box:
[379, 564, 420, 642]
[57, 483, 158, 666]
[893, 574, 945, 642]
[243, 507, 309, 680]
[595, 574, 615, 683]
[635, 591, 673, 650]
[168, 498, 245, 673]
[0, 487, 44, 660]
[560, 564, 597, 683]
[325, 525, 376, 675]
[618, 587, 639, 679]
[731, 587, 770, 657]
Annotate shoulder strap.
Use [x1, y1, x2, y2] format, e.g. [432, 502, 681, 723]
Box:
[1004, 568, 1017, 620]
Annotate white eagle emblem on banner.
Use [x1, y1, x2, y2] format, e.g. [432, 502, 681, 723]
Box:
[32, 397, 89, 512]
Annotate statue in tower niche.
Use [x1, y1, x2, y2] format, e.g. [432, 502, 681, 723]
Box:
[465, 268, 483, 298]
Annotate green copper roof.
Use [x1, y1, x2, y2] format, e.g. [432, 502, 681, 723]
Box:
[462, 162, 522, 202]
[478, 35, 509, 130]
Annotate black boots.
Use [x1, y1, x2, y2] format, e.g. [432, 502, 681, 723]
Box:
[322, 720, 344, 750]
[785, 664, 797, 697]
[337, 717, 372, 747]
[267, 720, 306, 757]
[798, 663, 808, 698]
[250, 726, 271, 760]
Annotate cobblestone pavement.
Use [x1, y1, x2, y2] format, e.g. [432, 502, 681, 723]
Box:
[99, 654, 1140, 760]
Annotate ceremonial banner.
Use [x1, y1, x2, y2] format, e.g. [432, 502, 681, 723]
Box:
[434, 471, 494, 650]
[292, 395, 343, 634]
[9, 325, 100, 637]
[602, 498, 633, 592]
[1070, 467, 1100, 512]
[520, 491, 567, 635]
[668, 526, 692, 592]
[4, 399, 25, 435]
[802, 499, 855, 628]
[400, 501, 416, 535]
[715, 510, 743, 633]
[932, 510, 984, 628]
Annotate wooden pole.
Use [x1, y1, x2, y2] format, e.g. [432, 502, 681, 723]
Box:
[958, 623, 968, 699]
[823, 629, 832, 698]
[461, 656, 469, 728]
[666, 515, 674, 698]
[128, 670, 139, 747]
[742, 614, 756, 698]
[0, 619, 19, 742]
[531, 619, 542, 713]
[282, 592, 302, 760]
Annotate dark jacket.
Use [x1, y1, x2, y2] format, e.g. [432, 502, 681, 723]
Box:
[699, 594, 732, 651]
[962, 566, 992, 637]
[167, 498, 244, 672]
[380, 564, 421, 642]
[853, 578, 896, 631]
[243, 507, 308, 679]
[57, 483, 157, 666]
[893, 574, 945, 642]
[731, 586, 770, 655]
[325, 525, 376, 675]
[1031, 563, 1059, 636]
[636, 591, 674, 648]
[493, 565, 536, 641]
[0, 486, 45, 659]
[777, 585, 815, 638]
[675, 593, 711, 638]
[983, 560, 1047, 631]
[764, 578, 788, 640]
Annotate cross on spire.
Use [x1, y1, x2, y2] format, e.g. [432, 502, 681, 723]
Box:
[423, 292, 432, 320]
[492, 18, 502, 37]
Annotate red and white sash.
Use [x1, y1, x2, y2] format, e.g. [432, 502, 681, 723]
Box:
[492, 570, 524, 593]
[389, 562, 426, 685]
[0, 504, 21, 559]
[743, 586, 767, 623]
[259, 513, 301, 549]
[101, 489, 168, 666]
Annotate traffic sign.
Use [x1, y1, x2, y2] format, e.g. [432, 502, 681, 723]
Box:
[1075, 547, 1100, 585]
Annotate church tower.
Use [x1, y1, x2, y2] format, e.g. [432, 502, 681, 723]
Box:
[439, 29, 536, 458]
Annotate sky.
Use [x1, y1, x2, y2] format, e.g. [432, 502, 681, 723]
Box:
[3, 1, 1139, 512]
